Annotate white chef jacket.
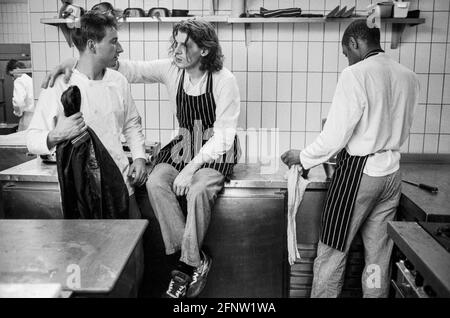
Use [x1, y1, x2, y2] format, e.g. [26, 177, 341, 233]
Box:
[12, 73, 34, 131]
[300, 53, 419, 177]
[27, 68, 146, 195]
[118, 59, 240, 164]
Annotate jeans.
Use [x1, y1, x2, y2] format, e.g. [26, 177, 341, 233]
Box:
[145, 163, 225, 267]
[311, 169, 401, 298]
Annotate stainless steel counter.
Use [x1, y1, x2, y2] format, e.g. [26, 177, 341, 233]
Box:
[0, 158, 329, 189]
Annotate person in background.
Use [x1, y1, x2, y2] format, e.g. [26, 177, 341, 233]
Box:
[43, 19, 240, 299]
[27, 11, 147, 219]
[6, 59, 34, 131]
[281, 19, 419, 298]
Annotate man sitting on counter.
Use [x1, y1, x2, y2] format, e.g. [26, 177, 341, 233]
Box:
[282, 20, 419, 298]
[26, 11, 147, 219]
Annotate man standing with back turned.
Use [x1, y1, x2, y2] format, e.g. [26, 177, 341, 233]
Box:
[281, 19, 419, 297]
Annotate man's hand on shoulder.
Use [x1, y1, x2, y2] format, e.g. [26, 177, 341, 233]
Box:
[47, 112, 86, 149]
[41, 58, 77, 89]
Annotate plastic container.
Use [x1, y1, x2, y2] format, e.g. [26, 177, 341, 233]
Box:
[393, 1, 410, 18]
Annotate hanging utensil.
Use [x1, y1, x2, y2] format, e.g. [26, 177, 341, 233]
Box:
[402, 180, 438, 193]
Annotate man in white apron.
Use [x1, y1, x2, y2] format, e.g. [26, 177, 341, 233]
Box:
[282, 19, 419, 297]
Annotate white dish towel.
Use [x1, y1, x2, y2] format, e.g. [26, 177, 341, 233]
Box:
[286, 164, 310, 265]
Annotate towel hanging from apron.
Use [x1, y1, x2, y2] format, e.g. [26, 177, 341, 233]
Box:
[319, 148, 368, 251]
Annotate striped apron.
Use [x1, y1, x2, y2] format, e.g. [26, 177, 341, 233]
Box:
[319, 149, 368, 251]
[319, 49, 384, 251]
[153, 70, 240, 178]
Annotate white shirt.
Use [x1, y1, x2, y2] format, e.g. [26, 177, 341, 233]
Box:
[300, 53, 419, 177]
[12, 73, 34, 116]
[27, 68, 146, 195]
[118, 59, 240, 163]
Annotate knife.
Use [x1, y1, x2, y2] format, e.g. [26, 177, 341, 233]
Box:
[402, 180, 438, 193]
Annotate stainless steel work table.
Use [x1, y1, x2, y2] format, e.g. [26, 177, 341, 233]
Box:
[0, 219, 148, 297]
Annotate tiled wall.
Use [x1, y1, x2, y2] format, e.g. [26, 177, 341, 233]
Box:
[27, 0, 450, 160]
[0, 0, 29, 43]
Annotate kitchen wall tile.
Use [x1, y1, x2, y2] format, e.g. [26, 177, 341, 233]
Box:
[293, 23, 308, 41]
[447, 44, 450, 74]
[322, 72, 337, 103]
[415, 43, 431, 73]
[247, 72, 262, 101]
[279, 0, 295, 8]
[144, 24, 158, 41]
[131, 84, 145, 100]
[338, 47, 348, 72]
[417, 12, 433, 42]
[323, 22, 340, 42]
[417, 74, 429, 104]
[400, 136, 410, 152]
[291, 102, 306, 131]
[30, 13, 45, 42]
[443, 75, 450, 104]
[145, 83, 159, 100]
[325, 0, 340, 11]
[305, 131, 320, 146]
[418, 0, 434, 11]
[146, 100, 160, 129]
[262, 41, 278, 72]
[249, 23, 263, 41]
[427, 74, 444, 104]
[247, 102, 262, 129]
[43, 0, 58, 12]
[159, 84, 168, 100]
[399, 43, 416, 71]
[310, 0, 325, 11]
[293, 42, 308, 71]
[290, 132, 305, 149]
[262, 72, 277, 101]
[295, 0, 309, 10]
[423, 134, 439, 153]
[279, 23, 294, 42]
[434, 0, 450, 11]
[221, 41, 232, 70]
[323, 42, 339, 72]
[59, 42, 74, 60]
[238, 102, 247, 129]
[411, 104, 426, 133]
[307, 73, 322, 102]
[261, 102, 276, 128]
[232, 24, 246, 42]
[144, 41, 159, 60]
[160, 129, 176, 147]
[440, 105, 450, 133]
[438, 135, 450, 153]
[119, 24, 130, 42]
[278, 131, 291, 156]
[30, 0, 45, 12]
[308, 42, 323, 72]
[277, 73, 292, 101]
[432, 12, 449, 43]
[130, 41, 144, 60]
[235, 71, 247, 101]
[263, 24, 278, 41]
[425, 104, 442, 133]
[160, 100, 174, 129]
[130, 23, 144, 42]
[309, 24, 324, 42]
[32, 42, 47, 71]
[145, 129, 160, 143]
[232, 42, 247, 71]
[278, 42, 293, 72]
[189, 0, 204, 10]
[237, 129, 247, 163]
[44, 12, 59, 42]
[248, 41, 262, 71]
[430, 43, 447, 73]
[277, 102, 291, 131]
[45, 42, 60, 70]
[32, 72, 46, 99]
[292, 73, 307, 101]
[409, 134, 424, 153]
[306, 102, 321, 132]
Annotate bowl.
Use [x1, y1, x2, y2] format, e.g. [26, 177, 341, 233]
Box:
[323, 161, 336, 180]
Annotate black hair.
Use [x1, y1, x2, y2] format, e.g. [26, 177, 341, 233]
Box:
[6, 59, 26, 75]
[342, 19, 381, 47]
[169, 19, 224, 73]
[71, 10, 118, 52]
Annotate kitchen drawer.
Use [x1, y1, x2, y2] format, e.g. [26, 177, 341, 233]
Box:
[2, 182, 63, 219]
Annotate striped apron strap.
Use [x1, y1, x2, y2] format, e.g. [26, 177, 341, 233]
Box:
[319, 149, 368, 251]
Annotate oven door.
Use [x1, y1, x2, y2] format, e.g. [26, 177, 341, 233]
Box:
[391, 261, 428, 298]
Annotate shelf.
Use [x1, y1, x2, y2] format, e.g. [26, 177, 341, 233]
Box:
[40, 16, 425, 49]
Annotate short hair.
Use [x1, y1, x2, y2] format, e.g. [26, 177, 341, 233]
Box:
[342, 19, 381, 47]
[6, 59, 26, 75]
[169, 19, 224, 73]
[71, 10, 118, 52]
